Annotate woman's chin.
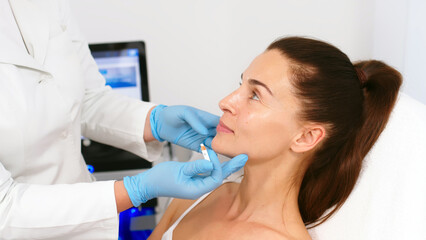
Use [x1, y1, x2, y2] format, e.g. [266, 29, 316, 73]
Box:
[211, 137, 239, 158]
[211, 137, 222, 152]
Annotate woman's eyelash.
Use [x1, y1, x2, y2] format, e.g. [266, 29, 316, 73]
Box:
[251, 92, 260, 100]
[239, 81, 259, 101]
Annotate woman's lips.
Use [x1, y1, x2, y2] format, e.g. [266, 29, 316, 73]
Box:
[217, 121, 234, 133]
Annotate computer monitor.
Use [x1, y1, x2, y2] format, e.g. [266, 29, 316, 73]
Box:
[81, 41, 153, 174]
[83, 41, 158, 238]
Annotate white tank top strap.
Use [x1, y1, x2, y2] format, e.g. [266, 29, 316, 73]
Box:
[160, 177, 242, 240]
[160, 191, 213, 240]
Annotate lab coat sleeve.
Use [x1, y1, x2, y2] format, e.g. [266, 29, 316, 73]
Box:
[0, 162, 119, 239]
[61, 1, 163, 160]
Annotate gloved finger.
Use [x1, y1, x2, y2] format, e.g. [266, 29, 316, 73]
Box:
[206, 148, 222, 182]
[203, 136, 214, 149]
[192, 149, 222, 192]
[182, 159, 214, 176]
[182, 108, 219, 135]
[221, 154, 248, 179]
[180, 109, 210, 135]
[207, 127, 217, 137]
[195, 110, 220, 128]
[195, 128, 217, 151]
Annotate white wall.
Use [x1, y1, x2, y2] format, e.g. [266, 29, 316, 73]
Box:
[372, 0, 426, 104]
[402, 0, 426, 104]
[70, 0, 380, 115]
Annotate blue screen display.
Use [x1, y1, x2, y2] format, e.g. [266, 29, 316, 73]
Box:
[92, 48, 142, 99]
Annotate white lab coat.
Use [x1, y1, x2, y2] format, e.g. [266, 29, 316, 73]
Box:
[0, 0, 162, 239]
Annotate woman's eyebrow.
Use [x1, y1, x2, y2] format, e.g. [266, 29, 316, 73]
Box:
[248, 79, 274, 96]
[240, 74, 274, 96]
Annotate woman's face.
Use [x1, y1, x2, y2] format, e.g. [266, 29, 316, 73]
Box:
[212, 50, 303, 161]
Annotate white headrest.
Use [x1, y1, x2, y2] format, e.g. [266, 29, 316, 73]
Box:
[309, 93, 426, 239]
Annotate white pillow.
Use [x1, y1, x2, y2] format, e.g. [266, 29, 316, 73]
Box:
[309, 93, 426, 240]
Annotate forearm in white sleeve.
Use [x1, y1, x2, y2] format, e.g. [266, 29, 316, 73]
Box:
[0, 163, 118, 239]
[81, 88, 163, 160]
[60, 1, 163, 160]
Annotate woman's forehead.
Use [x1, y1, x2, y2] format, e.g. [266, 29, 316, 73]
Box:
[245, 50, 289, 76]
[243, 50, 294, 96]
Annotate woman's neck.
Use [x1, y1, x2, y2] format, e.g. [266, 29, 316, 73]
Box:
[225, 154, 307, 233]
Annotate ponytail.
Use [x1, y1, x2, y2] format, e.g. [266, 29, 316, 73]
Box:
[301, 60, 401, 227]
[354, 60, 402, 156]
[268, 37, 402, 227]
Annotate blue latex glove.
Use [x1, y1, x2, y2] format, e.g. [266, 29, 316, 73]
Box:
[123, 150, 248, 207]
[150, 105, 219, 151]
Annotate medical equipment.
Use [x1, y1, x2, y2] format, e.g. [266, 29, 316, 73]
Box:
[82, 41, 156, 240]
[82, 41, 152, 174]
[200, 144, 211, 161]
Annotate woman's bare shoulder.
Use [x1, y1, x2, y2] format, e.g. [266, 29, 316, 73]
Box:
[225, 222, 312, 240]
[172, 181, 239, 216]
[149, 182, 241, 240]
[148, 198, 197, 240]
[167, 198, 198, 225]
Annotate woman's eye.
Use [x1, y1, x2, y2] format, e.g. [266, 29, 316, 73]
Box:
[250, 92, 260, 101]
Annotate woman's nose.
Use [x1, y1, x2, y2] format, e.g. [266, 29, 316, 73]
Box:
[219, 90, 240, 115]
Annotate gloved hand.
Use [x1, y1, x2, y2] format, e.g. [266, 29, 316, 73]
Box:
[123, 149, 248, 207]
[150, 105, 219, 151]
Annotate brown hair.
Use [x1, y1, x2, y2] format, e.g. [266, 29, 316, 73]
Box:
[267, 37, 402, 227]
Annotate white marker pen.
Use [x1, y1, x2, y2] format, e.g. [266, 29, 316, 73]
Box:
[200, 144, 210, 162]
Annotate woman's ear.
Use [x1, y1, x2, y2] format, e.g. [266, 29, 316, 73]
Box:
[291, 125, 326, 153]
